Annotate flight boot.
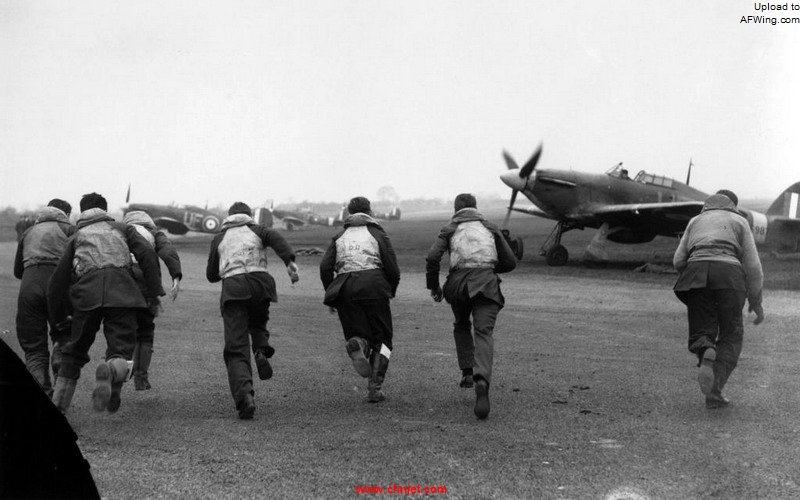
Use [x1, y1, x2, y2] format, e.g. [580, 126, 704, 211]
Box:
[93, 358, 130, 413]
[52, 377, 77, 414]
[92, 362, 112, 412]
[474, 377, 490, 420]
[254, 345, 275, 380]
[706, 357, 733, 409]
[346, 337, 372, 378]
[697, 347, 716, 396]
[367, 345, 390, 403]
[460, 368, 474, 388]
[133, 341, 154, 390]
[705, 393, 731, 409]
[107, 358, 130, 413]
[238, 393, 256, 420]
[30, 366, 53, 399]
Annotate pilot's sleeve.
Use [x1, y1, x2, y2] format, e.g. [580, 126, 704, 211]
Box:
[738, 219, 763, 298]
[673, 219, 694, 272]
[371, 226, 400, 297]
[319, 238, 338, 291]
[124, 224, 164, 298]
[47, 238, 76, 328]
[154, 231, 182, 280]
[253, 225, 295, 266]
[492, 227, 517, 274]
[425, 226, 452, 290]
[206, 233, 223, 283]
[13, 239, 24, 279]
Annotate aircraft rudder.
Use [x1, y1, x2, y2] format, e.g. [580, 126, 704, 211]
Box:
[766, 182, 800, 218]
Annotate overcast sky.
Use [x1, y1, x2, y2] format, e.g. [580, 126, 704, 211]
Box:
[2, 1, 799, 211]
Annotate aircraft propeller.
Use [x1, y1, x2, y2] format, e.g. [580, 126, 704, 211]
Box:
[518, 143, 542, 180]
[502, 188, 518, 229]
[500, 142, 542, 228]
[125, 183, 131, 204]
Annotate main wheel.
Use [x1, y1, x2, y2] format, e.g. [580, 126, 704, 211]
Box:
[545, 244, 568, 266]
[512, 237, 524, 260]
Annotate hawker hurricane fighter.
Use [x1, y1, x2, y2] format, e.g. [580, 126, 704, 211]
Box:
[500, 143, 800, 266]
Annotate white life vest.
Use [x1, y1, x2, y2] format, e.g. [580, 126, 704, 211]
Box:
[449, 221, 497, 270]
[129, 224, 156, 264]
[72, 222, 132, 277]
[218, 225, 269, 278]
[335, 226, 381, 274]
[22, 221, 69, 267]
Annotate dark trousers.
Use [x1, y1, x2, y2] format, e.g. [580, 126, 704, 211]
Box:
[222, 297, 271, 407]
[58, 307, 138, 380]
[685, 287, 746, 378]
[450, 295, 500, 386]
[16, 265, 67, 391]
[135, 308, 156, 344]
[335, 298, 393, 351]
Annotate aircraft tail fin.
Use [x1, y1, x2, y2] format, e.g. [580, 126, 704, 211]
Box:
[686, 159, 692, 186]
[766, 182, 800, 218]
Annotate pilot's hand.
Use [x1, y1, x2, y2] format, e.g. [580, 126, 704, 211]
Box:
[170, 277, 181, 302]
[748, 292, 765, 325]
[287, 262, 300, 284]
[431, 286, 443, 303]
[749, 302, 765, 325]
[147, 297, 163, 318]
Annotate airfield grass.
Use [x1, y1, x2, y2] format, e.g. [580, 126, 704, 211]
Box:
[1, 214, 799, 498]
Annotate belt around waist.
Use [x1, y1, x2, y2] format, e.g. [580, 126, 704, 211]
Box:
[24, 262, 58, 268]
[451, 264, 494, 271]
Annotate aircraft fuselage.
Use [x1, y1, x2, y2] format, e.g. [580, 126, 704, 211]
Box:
[125, 203, 224, 235]
[521, 168, 707, 236]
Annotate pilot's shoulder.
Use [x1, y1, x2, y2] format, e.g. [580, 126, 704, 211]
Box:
[480, 219, 501, 232]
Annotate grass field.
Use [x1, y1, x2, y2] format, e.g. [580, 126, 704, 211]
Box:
[1, 213, 799, 499]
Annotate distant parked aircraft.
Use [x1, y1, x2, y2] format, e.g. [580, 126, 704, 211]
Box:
[123, 186, 273, 235]
[271, 205, 346, 230]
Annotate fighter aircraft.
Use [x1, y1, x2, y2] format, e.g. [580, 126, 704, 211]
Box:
[273, 203, 401, 230]
[500, 143, 800, 266]
[271, 205, 346, 230]
[335, 205, 402, 222]
[374, 206, 402, 221]
[122, 187, 273, 235]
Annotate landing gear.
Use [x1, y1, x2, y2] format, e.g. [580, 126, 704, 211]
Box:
[539, 222, 576, 267]
[545, 244, 568, 266]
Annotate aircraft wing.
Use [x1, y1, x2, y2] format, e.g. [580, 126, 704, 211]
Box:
[510, 205, 553, 219]
[764, 216, 800, 253]
[153, 216, 182, 223]
[771, 216, 800, 228]
[770, 216, 800, 236]
[582, 200, 705, 234]
[152, 217, 190, 235]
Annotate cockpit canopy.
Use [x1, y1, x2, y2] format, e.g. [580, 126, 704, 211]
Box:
[605, 163, 629, 179]
[605, 163, 675, 188]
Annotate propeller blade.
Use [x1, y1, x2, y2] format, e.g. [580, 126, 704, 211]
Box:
[502, 189, 519, 229]
[518, 142, 543, 179]
[125, 183, 131, 204]
[502, 150, 519, 170]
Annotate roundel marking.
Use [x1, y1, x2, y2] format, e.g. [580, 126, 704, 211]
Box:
[203, 216, 220, 232]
